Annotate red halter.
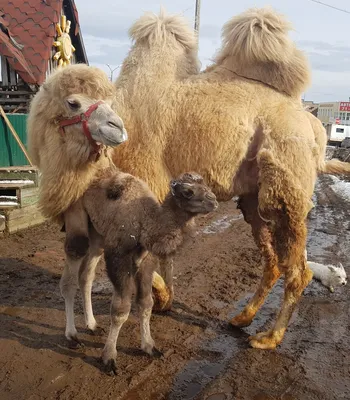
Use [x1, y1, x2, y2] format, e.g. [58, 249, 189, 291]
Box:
[59, 101, 104, 154]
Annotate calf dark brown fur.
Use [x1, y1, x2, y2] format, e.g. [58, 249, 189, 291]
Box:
[82, 168, 218, 374]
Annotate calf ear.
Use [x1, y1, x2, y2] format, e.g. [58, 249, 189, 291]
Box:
[170, 180, 179, 196]
[179, 185, 194, 199]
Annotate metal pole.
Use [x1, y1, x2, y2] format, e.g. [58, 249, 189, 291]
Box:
[194, 0, 201, 35]
[106, 64, 121, 82]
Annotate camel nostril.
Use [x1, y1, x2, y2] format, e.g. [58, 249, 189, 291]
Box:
[108, 120, 122, 129]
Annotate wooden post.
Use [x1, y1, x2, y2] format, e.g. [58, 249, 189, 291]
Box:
[0, 105, 33, 166]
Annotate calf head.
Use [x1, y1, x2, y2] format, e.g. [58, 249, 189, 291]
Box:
[170, 172, 218, 214]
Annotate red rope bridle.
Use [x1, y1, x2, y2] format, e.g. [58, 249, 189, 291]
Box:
[59, 101, 104, 154]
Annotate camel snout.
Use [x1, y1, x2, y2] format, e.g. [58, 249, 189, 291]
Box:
[96, 115, 128, 146]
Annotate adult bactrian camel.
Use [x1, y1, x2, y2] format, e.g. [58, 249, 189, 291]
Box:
[112, 7, 350, 349]
[27, 65, 129, 346]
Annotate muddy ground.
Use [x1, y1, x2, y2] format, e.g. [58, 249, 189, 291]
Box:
[0, 175, 349, 400]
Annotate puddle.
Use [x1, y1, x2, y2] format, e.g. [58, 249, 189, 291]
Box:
[169, 330, 240, 400]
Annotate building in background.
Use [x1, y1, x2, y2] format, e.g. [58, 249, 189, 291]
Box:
[0, 0, 88, 113]
[317, 101, 350, 126]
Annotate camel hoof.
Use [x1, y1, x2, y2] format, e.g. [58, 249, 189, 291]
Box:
[248, 330, 280, 350]
[230, 314, 253, 328]
[104, 359, 118, 376]
[67, 335, 85, 349]
[88, 326, 105, 336]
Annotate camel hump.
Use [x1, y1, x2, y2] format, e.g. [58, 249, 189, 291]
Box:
[215, 7, 311, 97]
[128, 8, 197, 50]
[220, 7, 293, 64]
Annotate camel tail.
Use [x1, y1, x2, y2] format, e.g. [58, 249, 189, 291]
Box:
[129, 7, 197, 51]
[215, 7, 311, 97]
[321, 159, 350, 176]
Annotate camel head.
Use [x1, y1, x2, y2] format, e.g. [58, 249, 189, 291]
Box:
[170, 172, 218, 214]
[58, 92, 127, 150]
[28, 64, 127, 168]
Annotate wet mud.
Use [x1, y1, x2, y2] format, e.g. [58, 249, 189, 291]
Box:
[0, 175, 349, 400]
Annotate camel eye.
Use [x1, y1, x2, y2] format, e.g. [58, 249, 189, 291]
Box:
[67, 99, 81, 110]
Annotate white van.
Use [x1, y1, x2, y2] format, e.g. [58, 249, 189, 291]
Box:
[326, 124, 350, 145]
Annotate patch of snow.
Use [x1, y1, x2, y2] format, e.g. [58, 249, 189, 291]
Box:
[202, 214, 243, 234]
[329, 175, 350, 202]
[0, 179, 34, 184]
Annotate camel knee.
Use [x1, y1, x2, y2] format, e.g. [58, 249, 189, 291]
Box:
[64, 235, 89, 259]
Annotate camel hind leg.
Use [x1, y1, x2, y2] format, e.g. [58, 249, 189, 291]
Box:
[247, 149, 313, 349]
[230, 193, 280, 327]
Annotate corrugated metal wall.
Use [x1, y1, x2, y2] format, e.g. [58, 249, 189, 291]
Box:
[0, 114, 29, 167]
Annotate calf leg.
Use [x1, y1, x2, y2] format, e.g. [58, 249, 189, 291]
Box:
[60, 200, 89, 347]
[135, 256, 163, 357]
[102, 250, 135, 375]
[78, 228, 103, 333]
[231, 193, 280, 327]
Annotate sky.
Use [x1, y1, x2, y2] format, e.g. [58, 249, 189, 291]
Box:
[74, 0, 350, 103]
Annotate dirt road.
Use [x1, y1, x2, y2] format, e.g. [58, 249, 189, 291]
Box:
[0, 175, 349, 400]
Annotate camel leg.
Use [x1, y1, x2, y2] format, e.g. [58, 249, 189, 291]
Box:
[60, 200, 89, 347]
[249, 219, 312, 349]
[153, 257, 174, 311]
[135, 257, 163, 357]
[231, 193, 280, 327]
[102, 250, 134, 375]
[247, 149, 313, 349]
[78, 228, 103, 333]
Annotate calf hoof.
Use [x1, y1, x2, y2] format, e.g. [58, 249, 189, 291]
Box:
[103, 359, 118, 376]
[150, 347, 164, 358]
[88, 326, 106, 336]
[67, 335, 85, 349]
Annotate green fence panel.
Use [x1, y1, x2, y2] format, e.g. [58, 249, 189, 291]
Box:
[0, 113, 29, 167]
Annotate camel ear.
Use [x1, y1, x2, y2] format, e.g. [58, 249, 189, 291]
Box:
[180, 186, 194, 199]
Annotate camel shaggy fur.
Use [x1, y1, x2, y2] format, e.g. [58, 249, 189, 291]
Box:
[82, 170, 217, 373]
[27, 64, 217, 364]
[27, 64, 129, 345]
[27, 64, 128, 224]
[111, 7, 350, 349]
